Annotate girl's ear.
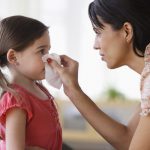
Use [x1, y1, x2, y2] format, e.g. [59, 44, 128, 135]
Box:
[122, 22, 133, 43]
[7, 49, 18, 65]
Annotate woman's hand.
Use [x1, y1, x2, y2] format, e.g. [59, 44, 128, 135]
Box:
[25, 146, 46, 150]
[49, 55, 80, 96]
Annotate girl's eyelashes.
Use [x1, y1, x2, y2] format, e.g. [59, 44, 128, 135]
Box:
[40, 49, 47, 55]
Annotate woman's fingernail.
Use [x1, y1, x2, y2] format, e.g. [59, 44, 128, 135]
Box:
[47, 58, 52, 63]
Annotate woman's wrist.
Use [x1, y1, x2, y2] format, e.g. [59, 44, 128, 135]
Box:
[65, 84, 83, 100]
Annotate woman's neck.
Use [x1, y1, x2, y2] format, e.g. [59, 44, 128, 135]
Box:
[127, 55, 144, 74]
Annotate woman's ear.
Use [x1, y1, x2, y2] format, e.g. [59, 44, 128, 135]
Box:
[7, 49, 18, 65]
[122, 22, 133, 43]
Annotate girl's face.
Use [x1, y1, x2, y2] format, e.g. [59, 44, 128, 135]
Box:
[93, 22, 133, 69]
[15, 31, 50, 81]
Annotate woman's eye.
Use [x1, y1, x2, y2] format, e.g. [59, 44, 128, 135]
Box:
[95, 30, 101, 35]
[93, 28, 102, 35]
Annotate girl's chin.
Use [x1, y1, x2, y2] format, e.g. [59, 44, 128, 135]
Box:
[37, 75, 45, 81]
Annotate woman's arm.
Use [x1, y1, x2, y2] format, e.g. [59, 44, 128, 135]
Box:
[129, 46, 150, 149]
[129, 116, 150, 150]
[49, 55, 140, 150]
[6, 108, 26, 150]
[67, 87, 140, 150]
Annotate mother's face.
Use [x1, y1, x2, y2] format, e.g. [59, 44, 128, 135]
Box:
[93, 21, 134, 69]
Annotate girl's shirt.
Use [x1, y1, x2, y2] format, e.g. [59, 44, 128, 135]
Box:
[0, 83, 62, 150]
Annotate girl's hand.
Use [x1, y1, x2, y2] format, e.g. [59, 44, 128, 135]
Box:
[25, 146, 46, 150]
[49, 55, 80, 96]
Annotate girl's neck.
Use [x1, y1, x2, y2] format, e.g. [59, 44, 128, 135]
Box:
[9, 69, 36, 89]
[9, 71, 49, 100]
[12, 78, 37, 89]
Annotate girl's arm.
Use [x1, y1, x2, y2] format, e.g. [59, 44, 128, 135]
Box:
[49, 55, 140, 150]
[6, 108, 26, 150]
[25, 146, 46, 150]
[5, 108, 46, 150]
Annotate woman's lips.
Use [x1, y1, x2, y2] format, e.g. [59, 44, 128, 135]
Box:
[100, 53, 105, 61]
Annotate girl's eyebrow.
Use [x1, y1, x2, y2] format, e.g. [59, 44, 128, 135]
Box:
[36, 45, 50, 50]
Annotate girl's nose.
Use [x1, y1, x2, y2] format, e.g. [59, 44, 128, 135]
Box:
[47, 58, 52, 64]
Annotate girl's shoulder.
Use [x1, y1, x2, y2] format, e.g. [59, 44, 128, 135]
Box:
[0, 84, 33, 125]
[0, 84, 30, 105]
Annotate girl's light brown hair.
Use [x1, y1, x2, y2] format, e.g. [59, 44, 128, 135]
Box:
[0, 15, 49, 96]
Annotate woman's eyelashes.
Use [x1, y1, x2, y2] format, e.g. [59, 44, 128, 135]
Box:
[94, 30, 101, 36]
[96, 31, 101, 36]
[93, 27, 102, 35]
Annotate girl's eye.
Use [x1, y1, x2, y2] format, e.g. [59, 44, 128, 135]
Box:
[40, 49, 45, 55]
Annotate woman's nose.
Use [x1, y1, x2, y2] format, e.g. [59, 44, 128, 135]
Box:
[93, 36, 101, 50]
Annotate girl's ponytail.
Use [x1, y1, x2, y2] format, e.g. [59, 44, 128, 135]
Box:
[0, 69, 13, 97]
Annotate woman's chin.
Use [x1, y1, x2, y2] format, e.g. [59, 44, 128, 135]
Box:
[106, 63, 119, 69]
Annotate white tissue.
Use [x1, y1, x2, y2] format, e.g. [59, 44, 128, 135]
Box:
[42, 53, 62, 89]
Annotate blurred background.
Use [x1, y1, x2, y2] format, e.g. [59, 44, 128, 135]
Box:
[0, 0, 141, 149]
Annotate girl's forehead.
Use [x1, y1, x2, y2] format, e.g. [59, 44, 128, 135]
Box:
[33, 32, 50, 44]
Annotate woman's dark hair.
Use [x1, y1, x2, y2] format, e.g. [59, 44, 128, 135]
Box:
[0, 15, 48, 95]
[88, 0, 150, 57]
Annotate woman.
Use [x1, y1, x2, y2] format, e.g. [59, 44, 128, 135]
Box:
[48, 0, 150, 149]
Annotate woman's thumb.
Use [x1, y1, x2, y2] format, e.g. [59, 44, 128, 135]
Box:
[48, 59, 62, 74]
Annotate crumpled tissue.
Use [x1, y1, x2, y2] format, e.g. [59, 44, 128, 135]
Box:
[42, 53, 62, 89]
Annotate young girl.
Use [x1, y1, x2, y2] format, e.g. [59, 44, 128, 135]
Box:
[48, 0, 150, 150]
[0, 15, 62, 150]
